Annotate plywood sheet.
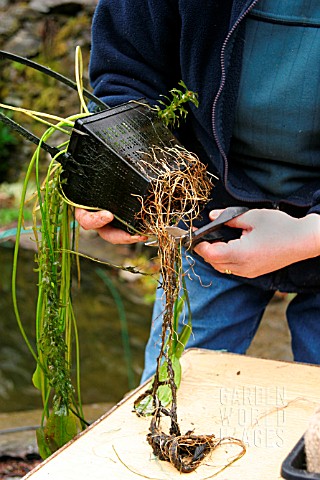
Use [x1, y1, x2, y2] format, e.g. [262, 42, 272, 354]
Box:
[25, 350, 320, 479]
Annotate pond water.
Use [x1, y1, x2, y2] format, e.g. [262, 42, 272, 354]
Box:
[0, 237, 294, 414]
[0, 244, 154, 412]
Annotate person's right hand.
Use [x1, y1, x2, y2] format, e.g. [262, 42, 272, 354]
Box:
[75, 208, 148, 245]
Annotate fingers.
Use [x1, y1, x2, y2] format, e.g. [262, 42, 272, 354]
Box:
[75, 208, 114, 230]
[195, 209, 294, 278]
[97, 224, 148, 245]
[208, 209, 223, 221]
[75, 208, 148, 245]
[209, 208, 252, 229]
[194, 240, 247, 277]
[194, 240, 235, 265]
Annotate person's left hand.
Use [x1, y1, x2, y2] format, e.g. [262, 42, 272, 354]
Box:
[194, 208, 320, 278]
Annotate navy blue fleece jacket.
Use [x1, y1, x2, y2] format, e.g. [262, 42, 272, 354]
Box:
[89, 0, 320, 292]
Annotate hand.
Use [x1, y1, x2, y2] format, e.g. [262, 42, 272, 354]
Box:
[75, 208, 148, 245]
[194, 209, 320, 278]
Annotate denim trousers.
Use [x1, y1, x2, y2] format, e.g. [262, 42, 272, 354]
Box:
[140, 252, 320, 383]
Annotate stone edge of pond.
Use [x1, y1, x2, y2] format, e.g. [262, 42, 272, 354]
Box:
[0, 402, 114, 458]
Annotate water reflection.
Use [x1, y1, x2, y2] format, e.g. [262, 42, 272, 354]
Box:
[0, 245, 153, 412]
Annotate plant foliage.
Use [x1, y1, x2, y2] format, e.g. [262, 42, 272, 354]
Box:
[154, 80, 199, 128]
[1, 55, 202, 459]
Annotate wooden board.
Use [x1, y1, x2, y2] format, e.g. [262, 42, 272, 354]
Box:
[24, 349, 320, 479]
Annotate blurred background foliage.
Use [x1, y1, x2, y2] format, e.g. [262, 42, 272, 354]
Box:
[0, 0, 96, 183]
[0, 0, 159, 411]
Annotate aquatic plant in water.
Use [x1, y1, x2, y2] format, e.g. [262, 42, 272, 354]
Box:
[6, 48, 91, 458]
[2, 52, 201, 459]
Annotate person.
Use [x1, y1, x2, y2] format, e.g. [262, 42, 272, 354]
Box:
[76, 0, 320, 382]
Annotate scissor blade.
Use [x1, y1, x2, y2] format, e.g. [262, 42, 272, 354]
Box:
[164, 225, 188, 239]
[144, 237, 158, 247]
[144, 225, 188, 247]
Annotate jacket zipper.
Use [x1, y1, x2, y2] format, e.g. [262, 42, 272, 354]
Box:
[212, 0, 259, 174]
[211, 0, 311, 211]
[211, 0, 267, 203]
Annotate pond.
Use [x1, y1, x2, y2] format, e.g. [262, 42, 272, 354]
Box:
[0, 235, 293, 414]
[0, 242, 154, 412]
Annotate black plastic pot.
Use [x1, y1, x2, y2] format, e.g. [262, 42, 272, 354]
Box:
[62, 101, 181, 231]
[0, 52, 182, 233]
[281, 436, 320, 480]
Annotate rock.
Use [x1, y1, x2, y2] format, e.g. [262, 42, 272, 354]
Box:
[0, 411, 39, 457]
[29, 0, 97, 14]
[13, 5, 40, 21]
[0, 404, 113, 457]
[0, 12, 19, 36]
[3, 29, 42, 58]
[0, 0, 95, 184]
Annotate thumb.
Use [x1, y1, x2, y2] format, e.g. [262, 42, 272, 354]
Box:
[208, 209, 224, 221]
[209, 209, 252, 230]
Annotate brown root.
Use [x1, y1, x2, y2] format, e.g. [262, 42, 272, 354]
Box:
[147, 416, 218, 473]
[135, 145, 245, 474]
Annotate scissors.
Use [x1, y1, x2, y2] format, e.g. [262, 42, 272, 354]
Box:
[145, 206, 249, 251]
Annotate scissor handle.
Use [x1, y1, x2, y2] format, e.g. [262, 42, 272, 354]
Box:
[189, 206, 249, 249]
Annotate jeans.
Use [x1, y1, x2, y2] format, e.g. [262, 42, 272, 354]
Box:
[141, 252, 320, 383]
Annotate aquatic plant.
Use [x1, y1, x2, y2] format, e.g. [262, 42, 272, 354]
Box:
[153, 80, 199, 128]
[1, 49, 202, 459]
[11, 120, 89, 459]
[2, 48, 91, 458]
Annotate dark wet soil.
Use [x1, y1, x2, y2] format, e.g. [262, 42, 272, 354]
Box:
[0, 454, 42, 479]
